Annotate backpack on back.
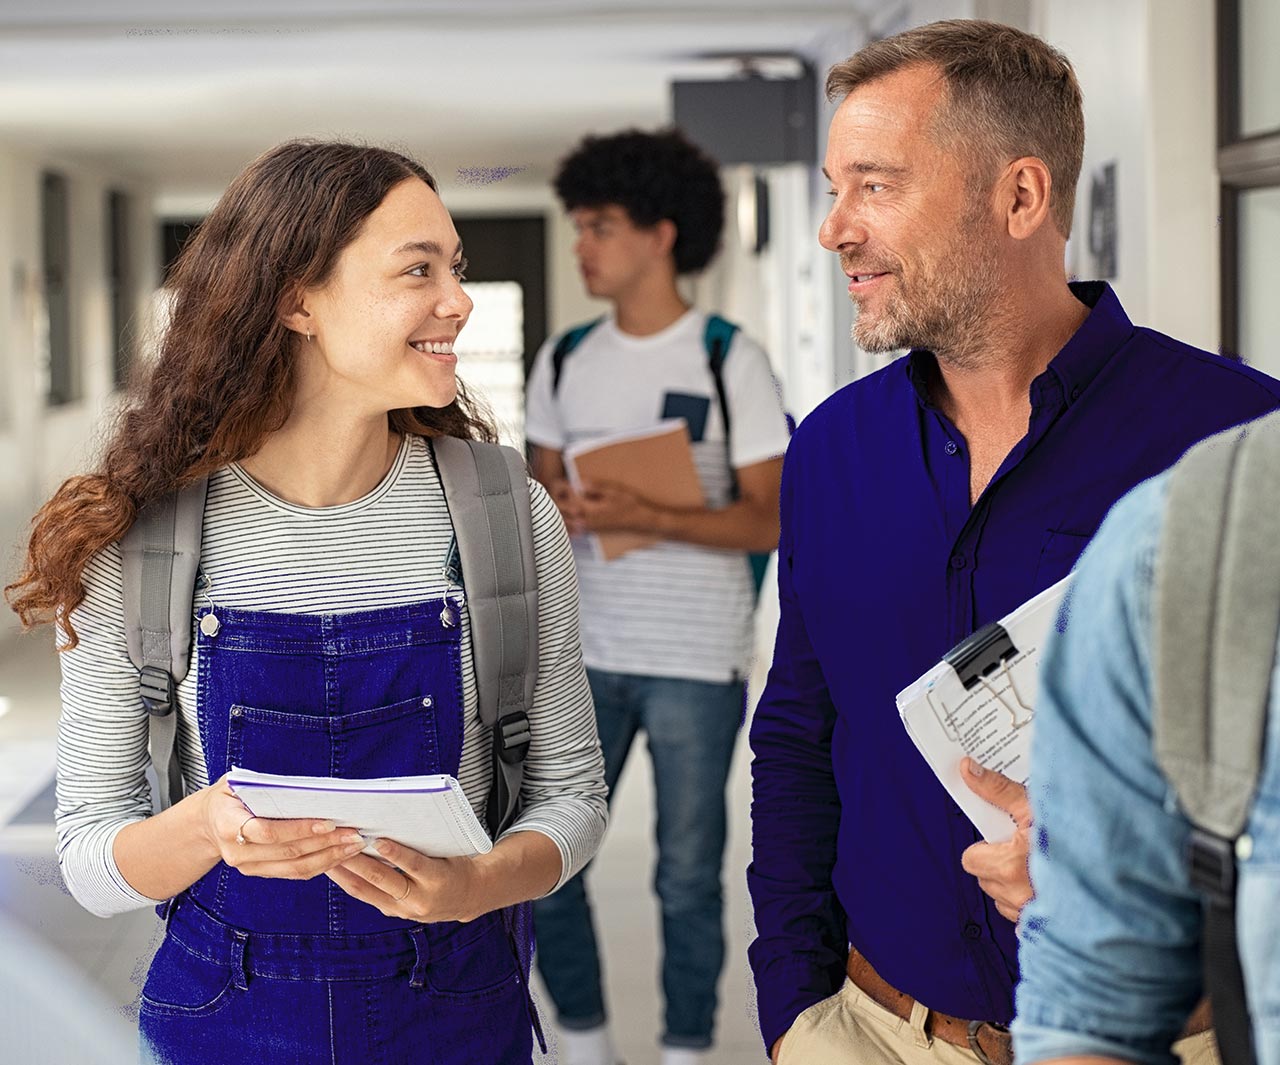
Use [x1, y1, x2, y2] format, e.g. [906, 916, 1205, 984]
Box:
[550, 313, 788, 600]
[120, 436, 538, 840]
[1153, 411, 1280, 1065]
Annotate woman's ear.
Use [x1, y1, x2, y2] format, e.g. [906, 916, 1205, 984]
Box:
[277, 284, 313, 338]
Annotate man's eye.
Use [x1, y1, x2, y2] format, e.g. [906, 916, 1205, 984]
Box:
[826, 187, 837, 198]
[407, 264, 430, 278]
[866, 183, 886, 194]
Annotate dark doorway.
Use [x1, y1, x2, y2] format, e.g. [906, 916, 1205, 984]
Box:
[454, 215, 547, 376]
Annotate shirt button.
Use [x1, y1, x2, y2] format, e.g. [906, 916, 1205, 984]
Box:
[1071, 386, 1082, 400]
[963, 921, 982, 940]
[944, 440, 958, 456]
[950, 554, 967, 570]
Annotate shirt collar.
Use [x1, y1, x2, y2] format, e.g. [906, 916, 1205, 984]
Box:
[905, 281, 1134, 410]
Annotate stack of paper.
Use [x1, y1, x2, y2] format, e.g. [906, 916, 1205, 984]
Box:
[564, 418, 704, 561]
[896, 575, 1072, 842]
[227, 767, 492, 858]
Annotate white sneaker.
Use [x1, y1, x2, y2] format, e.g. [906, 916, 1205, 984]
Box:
[660, 1048, 710, 1065]
[557, 1024, 621, 1065]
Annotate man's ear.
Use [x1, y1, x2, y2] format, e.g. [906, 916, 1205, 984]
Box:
[277, 283, 313, 338]
[1002, 156, 1054, 242]
[652, 218, 678, 259]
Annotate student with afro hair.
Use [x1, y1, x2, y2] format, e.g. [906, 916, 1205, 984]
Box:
[525, 128, 791, 1065]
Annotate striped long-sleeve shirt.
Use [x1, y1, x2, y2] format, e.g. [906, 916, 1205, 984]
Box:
[55, 434, 608, 917]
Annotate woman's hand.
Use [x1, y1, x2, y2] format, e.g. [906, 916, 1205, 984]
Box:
[199, 774, 368, 880]
[326, 838, 482, 923]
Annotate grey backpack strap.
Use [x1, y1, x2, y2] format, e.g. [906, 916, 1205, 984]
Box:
[1154, 413, 1280, 1065]
[430, 436, 539, 838]
[120, 479, 209, 812]
[1154, 416, 1280, 836]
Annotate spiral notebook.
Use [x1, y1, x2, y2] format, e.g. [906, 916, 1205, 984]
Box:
[227, 767, 493, 858]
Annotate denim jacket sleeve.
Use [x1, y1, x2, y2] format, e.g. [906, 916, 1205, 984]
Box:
[1013, 472, 1206, 1065]
[747, 444, 849, 1054]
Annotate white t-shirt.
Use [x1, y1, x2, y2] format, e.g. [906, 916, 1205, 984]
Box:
[55, 436, 607, 917]
[524, 309, 791, 683]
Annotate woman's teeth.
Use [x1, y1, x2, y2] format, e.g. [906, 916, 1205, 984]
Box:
[411, 341, 454, 355]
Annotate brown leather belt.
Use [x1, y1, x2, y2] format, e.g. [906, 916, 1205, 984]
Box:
[845, 946, 1214, 1065]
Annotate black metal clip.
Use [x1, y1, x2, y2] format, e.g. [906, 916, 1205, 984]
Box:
[944, 622, 1019, 691]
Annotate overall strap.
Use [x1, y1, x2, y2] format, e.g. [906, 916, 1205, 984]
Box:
[120, 478, 209, 812]
[431, 436, 539, 838]
[1154, 412, 1280, 1065]
[550, 318, 605, 395]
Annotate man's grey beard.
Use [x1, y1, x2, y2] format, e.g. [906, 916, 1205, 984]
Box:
[849, 222, 1003, 368]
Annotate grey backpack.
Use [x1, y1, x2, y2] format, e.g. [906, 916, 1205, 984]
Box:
[119, 436, 539, 838]
[1154, 411, 1280, 1065]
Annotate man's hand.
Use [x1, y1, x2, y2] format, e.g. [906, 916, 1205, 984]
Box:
[548, 478, 586, 536]
[579, 480, 661, 534]
[959, 758, 1034, 923]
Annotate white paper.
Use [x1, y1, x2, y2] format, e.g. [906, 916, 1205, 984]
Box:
[226, 767, 493, 858]
[896, 576, 1072, 843]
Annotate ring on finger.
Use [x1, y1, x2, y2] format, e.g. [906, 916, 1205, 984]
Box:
[395, 875, 412, 902]
[235, 815, 255, 846]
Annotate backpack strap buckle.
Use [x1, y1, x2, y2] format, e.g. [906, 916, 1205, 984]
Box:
[139, 665, 176, 717]
[497, 711, 532, 765]
[1187, 826, 1236, 907]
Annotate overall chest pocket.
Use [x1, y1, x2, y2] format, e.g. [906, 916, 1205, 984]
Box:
[226, 693, 444, 779]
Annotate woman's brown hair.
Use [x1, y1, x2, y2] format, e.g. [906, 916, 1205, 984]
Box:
[6, 140, 496, 647]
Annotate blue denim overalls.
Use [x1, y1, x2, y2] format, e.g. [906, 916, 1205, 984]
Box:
[138, 595, 536, 1064]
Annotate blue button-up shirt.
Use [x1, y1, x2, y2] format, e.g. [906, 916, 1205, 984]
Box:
[1015, 468, 1280, 1065]
[747, 282, 1280, 1052]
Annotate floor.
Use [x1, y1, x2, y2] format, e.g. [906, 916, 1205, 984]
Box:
[0, 626, 770, 1065]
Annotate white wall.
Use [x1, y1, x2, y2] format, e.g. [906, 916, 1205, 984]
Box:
[0, 146, 156, 638]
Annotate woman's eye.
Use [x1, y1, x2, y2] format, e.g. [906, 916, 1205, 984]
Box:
[451, 257, 469, 281]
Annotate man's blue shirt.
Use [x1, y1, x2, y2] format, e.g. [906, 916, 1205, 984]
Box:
[747, 282, 1280, 1051]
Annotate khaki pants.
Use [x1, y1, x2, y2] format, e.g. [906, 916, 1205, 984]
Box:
[777, 979, 1222, 1065]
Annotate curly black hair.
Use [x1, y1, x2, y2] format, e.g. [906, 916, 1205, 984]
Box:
[553, 127, 725, 275]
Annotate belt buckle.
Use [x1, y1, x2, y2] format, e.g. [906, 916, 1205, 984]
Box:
[967, 1020, 1010, 1065]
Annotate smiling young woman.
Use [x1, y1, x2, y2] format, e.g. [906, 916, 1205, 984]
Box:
[5, 140, 607, 1065]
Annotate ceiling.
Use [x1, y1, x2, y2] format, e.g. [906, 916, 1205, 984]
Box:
[0, 1, 887, 201]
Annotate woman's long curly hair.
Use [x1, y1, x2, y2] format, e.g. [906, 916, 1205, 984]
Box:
[6, 140, 496, 648]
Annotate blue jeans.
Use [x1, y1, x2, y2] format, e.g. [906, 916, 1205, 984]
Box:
[532, 668, 745, 1050]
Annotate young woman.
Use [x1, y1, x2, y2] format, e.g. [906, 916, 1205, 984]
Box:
[6, 141, 607, 1064]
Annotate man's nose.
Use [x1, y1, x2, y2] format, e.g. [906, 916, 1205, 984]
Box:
[819, 201, 867, 253]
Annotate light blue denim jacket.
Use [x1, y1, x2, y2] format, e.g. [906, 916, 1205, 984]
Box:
[1013, 472, 1280, 1065]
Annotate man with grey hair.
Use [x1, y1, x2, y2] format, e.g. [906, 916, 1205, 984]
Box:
[746, 18, 1280, 1065]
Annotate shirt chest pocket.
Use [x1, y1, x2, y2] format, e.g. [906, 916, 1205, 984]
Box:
[1033, 528, 1094, 587]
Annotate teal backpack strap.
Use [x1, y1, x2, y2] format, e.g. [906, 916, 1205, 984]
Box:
[703, 314, 740, 498]
[431, 436, 539, 839]
[1154, 411, 1280, 1065]
[550, 318, 605, 395]
[120, 478, 209, 812]
[703, 313, 778, 601]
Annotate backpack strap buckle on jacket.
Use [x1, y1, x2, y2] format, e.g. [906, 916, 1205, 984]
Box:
[1186, 827, 1237, 909]
[139, 665, 177, 717]
[497, 710, 532, 765]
